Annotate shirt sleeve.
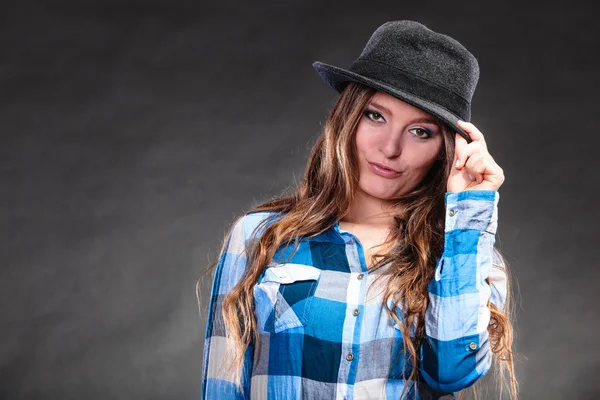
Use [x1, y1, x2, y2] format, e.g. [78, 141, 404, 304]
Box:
[201, 215, 254, 400]
[420, 190, 503, 393]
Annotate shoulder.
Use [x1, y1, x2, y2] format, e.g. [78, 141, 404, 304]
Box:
[229, 210, 281, 244]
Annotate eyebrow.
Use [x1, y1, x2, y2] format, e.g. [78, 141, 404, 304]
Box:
[368, 101, 440, 125]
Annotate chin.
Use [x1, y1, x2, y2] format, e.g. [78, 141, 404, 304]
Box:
[359, 183, 403, 200]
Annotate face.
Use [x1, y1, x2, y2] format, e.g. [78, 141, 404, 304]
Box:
[354, 91, 444, 201]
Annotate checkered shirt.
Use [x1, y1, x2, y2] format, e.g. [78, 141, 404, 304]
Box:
[201, 190, 506, 399]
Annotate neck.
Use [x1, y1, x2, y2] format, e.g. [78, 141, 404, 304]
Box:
[341, 188, 404, 229]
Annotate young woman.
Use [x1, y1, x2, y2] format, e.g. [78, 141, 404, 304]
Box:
[199, 20, 518, 400]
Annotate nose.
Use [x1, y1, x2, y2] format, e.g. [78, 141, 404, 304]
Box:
[380, 129, 403, 158]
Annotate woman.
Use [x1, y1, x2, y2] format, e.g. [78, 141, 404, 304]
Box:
[199, 21, 518, 399]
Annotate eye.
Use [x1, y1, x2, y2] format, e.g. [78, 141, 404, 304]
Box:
[364, 109, 385, 123]
[410, 127, 435, 139]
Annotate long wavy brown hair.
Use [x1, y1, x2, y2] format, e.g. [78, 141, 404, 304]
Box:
[198, 82, 519, 399]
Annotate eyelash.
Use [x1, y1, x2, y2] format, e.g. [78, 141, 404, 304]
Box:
[363, 109, 435, 139]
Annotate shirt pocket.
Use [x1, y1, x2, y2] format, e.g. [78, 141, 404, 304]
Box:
[253, 263, 321, 334]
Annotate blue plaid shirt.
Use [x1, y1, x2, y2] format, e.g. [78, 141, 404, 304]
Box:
[201, 190, 506, 399]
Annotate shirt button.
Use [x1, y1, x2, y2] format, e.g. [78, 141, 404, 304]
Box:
[352, 309, 360, 316]
[346, 353, 354, 361]
[469, 342, 477, 350]
[357, 273, 364, 280]
[449, 209, 456, 216]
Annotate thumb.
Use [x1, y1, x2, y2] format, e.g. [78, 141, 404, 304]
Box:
[453, 132, 467, 166]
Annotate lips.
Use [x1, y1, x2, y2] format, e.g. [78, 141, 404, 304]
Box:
[368, 162, 402, 178]
[370, 162, 399, 173]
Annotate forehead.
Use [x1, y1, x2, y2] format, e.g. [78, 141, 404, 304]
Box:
[369, 91, 434, 119]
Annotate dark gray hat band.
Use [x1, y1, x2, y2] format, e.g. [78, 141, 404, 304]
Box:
[349, 58, 471, 121]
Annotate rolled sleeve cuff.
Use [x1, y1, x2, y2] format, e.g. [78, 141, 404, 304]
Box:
[445, 190, 499, 235]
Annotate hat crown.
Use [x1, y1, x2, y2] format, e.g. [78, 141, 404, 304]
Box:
[354, 21, 480, 103]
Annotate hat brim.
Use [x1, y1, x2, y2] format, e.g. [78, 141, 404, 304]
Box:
[312, 61, 472, 144]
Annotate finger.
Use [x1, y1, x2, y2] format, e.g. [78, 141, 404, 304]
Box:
[453, 133, 469, 169]
[457, 120, 487, 150]
[464, 151, 484, 182]
[471, 156, 487, 184]
[467, 152, 499, 184]
[455, 138, 485, 170]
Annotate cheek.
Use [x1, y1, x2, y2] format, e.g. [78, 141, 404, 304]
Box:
[355, 125, 379, 156]
[413, 151, 439, 168]
[411, 140, 443, 168]
[354, 129, 367, 151]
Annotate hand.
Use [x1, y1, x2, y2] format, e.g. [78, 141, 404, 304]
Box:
[447, 120, 505, 192]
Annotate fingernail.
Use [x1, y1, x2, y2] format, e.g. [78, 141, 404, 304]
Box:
[468, 173, 473, 180]
[455, 160, 460, 168]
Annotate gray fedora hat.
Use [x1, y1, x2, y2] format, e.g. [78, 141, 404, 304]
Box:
[313, 20, 480, 143]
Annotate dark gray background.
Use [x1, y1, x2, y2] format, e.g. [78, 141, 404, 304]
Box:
[2, 0, 598, 399]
